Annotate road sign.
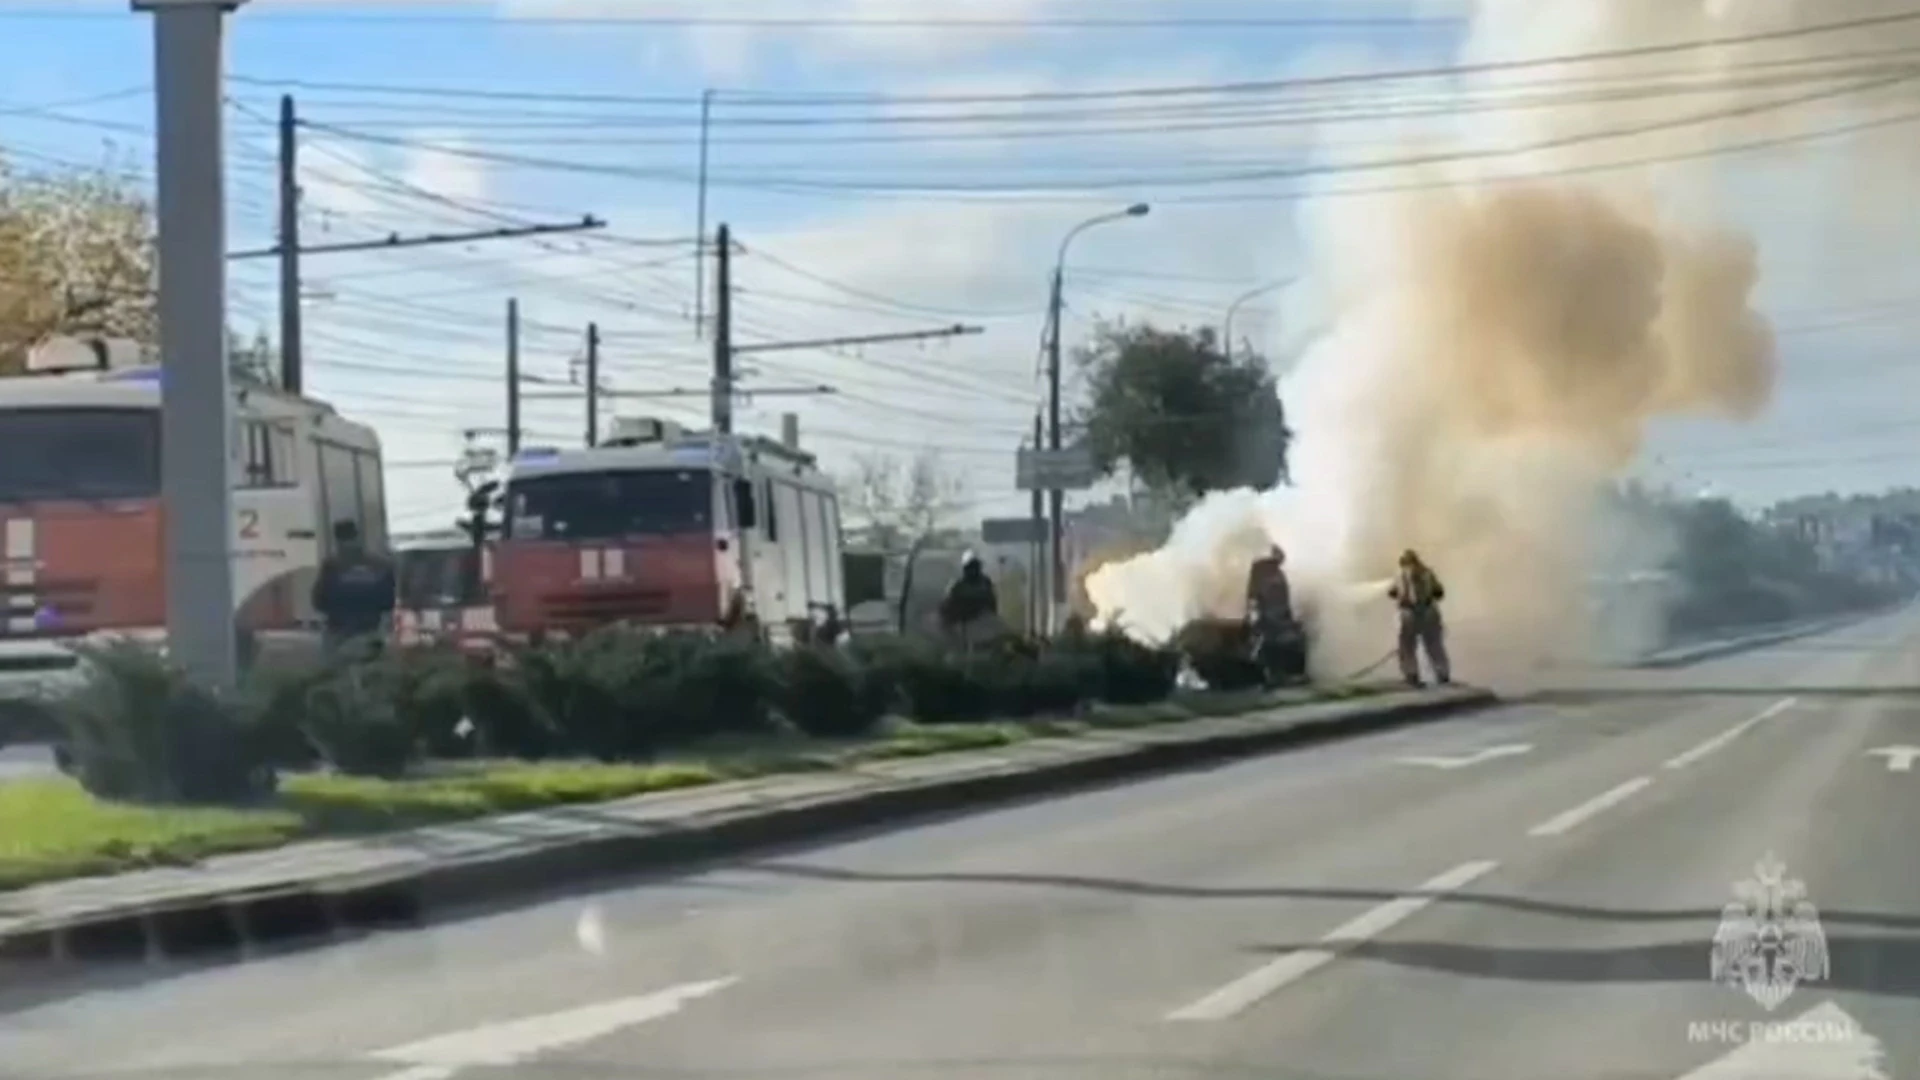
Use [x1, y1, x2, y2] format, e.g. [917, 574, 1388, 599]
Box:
[1866, 745, 1920, 772]
[1016, 446, 1097, 491]
[981, 516, 1044, 544]
[1395, 744, 1533, 769]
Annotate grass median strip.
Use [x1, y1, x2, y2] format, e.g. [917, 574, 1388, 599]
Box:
[1, 684, 1382, 893]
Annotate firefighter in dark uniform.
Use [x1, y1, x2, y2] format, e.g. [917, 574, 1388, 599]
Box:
[1245, 543, 1305, 683]
[1388, 548, 1451, 687]
[312, 520, 397, 655]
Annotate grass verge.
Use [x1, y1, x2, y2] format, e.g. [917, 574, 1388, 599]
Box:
[2, 683, 1382, 892]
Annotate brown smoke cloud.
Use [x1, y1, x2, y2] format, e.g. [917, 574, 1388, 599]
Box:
[1086, 0, 1920, 687]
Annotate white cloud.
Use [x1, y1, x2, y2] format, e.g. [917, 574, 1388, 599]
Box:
[400, 130, 492, 207]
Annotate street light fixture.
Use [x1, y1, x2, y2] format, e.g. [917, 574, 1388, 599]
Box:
[1040, 202, 1152, 631]
[1222, 276, 1295, 361]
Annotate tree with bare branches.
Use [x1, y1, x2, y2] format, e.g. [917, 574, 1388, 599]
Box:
[838, 449, 969, 555]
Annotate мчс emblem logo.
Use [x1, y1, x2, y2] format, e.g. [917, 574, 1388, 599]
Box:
[1711, 852, 1830, 1012]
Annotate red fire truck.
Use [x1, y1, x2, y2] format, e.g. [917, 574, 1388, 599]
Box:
[0, 337, 387, 703]
[485, 417, 846, 642]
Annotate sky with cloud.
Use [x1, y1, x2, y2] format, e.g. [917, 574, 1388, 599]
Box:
[2, 0, 1917, 536]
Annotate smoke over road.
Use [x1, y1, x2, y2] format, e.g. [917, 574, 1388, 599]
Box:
[1084, 1, 1920, 687]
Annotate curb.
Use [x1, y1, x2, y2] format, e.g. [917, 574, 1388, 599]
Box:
[1631, 606, 1893, 670]
[0, 688, 1495, 972]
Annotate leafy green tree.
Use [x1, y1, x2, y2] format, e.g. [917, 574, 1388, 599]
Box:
[1073, 319, 1290, 507]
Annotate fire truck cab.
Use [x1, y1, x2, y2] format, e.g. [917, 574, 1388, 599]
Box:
[490, 417, 845, 641]
[0, 338, 387, 703]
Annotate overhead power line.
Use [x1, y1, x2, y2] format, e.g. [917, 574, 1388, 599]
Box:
[226, 8, 1920, 108]
[298, 70, 1913, 196]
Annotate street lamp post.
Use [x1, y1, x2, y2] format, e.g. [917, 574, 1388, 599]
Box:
[1221, 277, 1294, 361]
[133, 0, 247, 688]
[1045, 202, 1148, 630]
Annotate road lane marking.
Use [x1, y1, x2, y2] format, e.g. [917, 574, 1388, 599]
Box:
[1866, 745, 1920, 772]
[370, 976, 736, 1079]
[1663, 697, 1797, 771]
[1396, 744, 1533, 769]
[1165, 859, 1498, 1022]
[1526, 776, 1653, 837]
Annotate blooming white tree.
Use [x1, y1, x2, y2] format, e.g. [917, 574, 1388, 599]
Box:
[0, 155, 157, 373]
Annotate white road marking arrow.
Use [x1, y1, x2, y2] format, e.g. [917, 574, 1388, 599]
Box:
[370, 976, 737, 1080]
[1866, 746, 1920, 772]
[1396, 744, 1534, 769]
[1675, 1001, 1884, 1080]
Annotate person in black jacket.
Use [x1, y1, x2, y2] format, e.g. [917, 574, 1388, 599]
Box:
[312, 520, 396, 654]
[939, 552, 1000, 649]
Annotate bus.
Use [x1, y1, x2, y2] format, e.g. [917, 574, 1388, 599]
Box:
[0, 338, 387, 700]
[486, 416, 846, 643]
[393, 528, 496, 650]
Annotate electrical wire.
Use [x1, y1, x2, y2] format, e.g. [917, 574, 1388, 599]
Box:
[224, 9, 1920, 107]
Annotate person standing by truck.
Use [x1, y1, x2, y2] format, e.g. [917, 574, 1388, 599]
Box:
[312, 520, 396, 655]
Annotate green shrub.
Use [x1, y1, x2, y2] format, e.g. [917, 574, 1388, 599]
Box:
[1084, 628, 1181, 704]
[773, 645, 884, 738]
[55, 640, 276, 804]
[896, 641, 996, 724]
[1175, 620, 1264, 692]
[508, 634, 636, 761]
[635, 631, 774, 743]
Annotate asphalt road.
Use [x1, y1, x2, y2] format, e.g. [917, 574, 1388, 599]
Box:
[4, 606, 1919, 1080]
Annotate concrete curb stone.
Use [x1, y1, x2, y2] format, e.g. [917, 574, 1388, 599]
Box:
[0, 686, 1495, 975]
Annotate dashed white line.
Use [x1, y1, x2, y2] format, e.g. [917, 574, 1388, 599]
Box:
[1526, 776, 1653, 837]
[1663, 697, 1797, 771]
[1165, 859, 1499, 1022]
[369, 976, 737, 1080]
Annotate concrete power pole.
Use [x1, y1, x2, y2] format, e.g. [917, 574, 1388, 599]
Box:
[133, 0, 245, 687]
[585, 321, 600, 448]
[712, 223, 733, 434]
[506, 298, 521, 455]
[276, 93, 303, 393]
[1045, 265, 1067, 631]
[1029, 412, 1044, 638]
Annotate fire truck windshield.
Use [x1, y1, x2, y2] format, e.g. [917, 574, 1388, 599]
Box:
[0, 407, 159, 503]
[505, 468, 712, 542]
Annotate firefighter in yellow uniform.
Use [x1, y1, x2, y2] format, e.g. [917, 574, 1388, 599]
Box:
[1388, 549, 1451, 687]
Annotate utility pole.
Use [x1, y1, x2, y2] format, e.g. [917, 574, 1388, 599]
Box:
[712, 222, 733, 434]
[506, 298, 521, 455]
[276, 93, 303, 393]
[134, 0, 243, 688]
[1029, 412, 1044, 637]
[585, 321, 600, 448]
[704, 224, 981, 435]
[693, 88, 715, 340]
[1046, 265, 1066, 632]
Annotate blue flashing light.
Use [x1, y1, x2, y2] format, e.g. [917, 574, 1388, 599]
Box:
[514, 446, 562, 462]
[102, 367, 163, 384]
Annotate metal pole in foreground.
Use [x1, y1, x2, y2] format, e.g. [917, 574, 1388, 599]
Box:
[276, 92, 303, 393]
[506, 298, 521, 455]
[135, 0, 245, 688]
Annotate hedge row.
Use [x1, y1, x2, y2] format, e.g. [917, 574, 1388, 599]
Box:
[49, 626, 1242, 805]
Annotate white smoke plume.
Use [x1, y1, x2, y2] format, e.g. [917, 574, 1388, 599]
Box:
[1085, 0, 1920, 688]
